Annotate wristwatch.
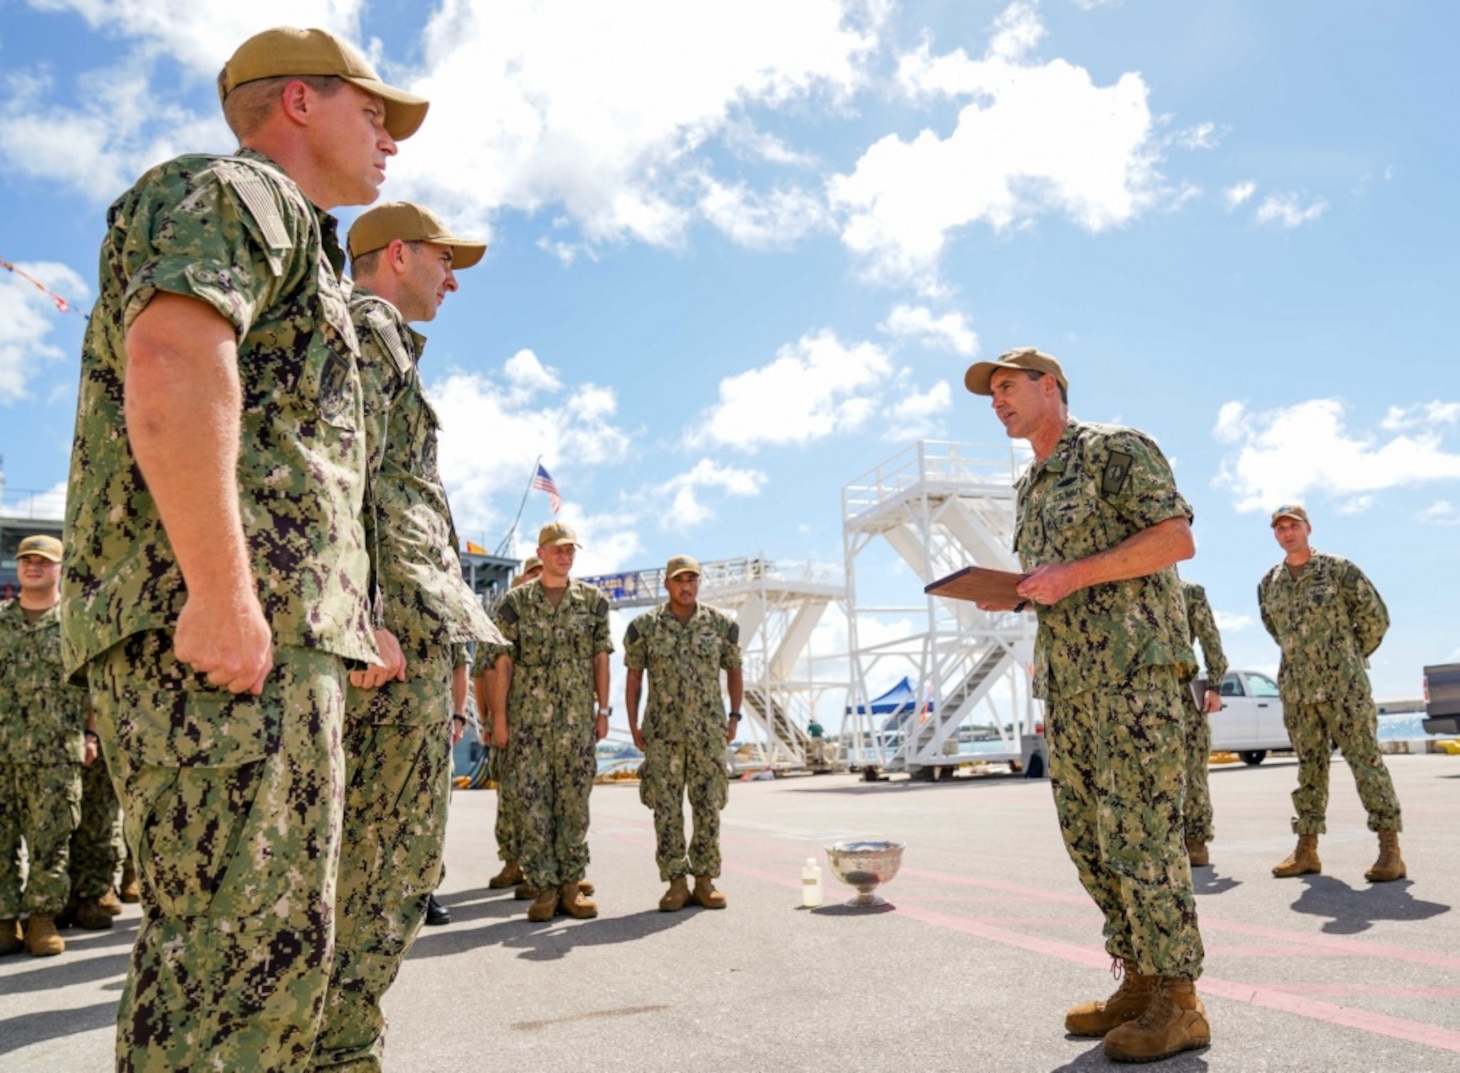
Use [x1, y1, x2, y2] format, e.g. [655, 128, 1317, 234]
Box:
[596, 706, 612, 718]
[728, 711, 742, 720]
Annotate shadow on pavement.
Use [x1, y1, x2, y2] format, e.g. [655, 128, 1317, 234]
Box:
[1190, 867, 1241, 897]
[409, 895, 695, 963]
[1050, 1046, 1211, 1071]
[0, 1000, 116, 1058]
[1288, 875, 1450, 935]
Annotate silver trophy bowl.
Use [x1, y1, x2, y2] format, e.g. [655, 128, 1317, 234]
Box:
[824, 840, 906, 908]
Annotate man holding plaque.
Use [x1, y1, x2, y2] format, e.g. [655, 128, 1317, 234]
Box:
[965, 348, 1209, 1064]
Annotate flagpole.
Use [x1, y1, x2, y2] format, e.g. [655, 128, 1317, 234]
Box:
[495, 455, 541, 556]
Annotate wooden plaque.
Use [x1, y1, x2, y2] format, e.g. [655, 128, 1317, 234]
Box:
[924, 566, 1027, 605]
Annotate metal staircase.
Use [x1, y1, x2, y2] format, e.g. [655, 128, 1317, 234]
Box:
[843, 441, 1041, 776]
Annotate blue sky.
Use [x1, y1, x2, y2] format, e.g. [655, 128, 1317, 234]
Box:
[1, 0, 1456, 711]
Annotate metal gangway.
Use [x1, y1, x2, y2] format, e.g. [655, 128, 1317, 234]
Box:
[583, 555, 846, 772]
[842, 441, 1040, 778]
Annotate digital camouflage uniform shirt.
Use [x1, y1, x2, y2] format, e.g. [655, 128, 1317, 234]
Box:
[351, 286, 499, 658]
[1180, 582, 1227, 688]
[1014, 419, 1196, 698]
[1257, 551, 1388, 708]
[61, 147, 377, 676]
[0, 601, 88, 765]
[623, 602, 742, 742]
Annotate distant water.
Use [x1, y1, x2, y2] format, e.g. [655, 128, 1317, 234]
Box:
[1377, 711, 1444, 741]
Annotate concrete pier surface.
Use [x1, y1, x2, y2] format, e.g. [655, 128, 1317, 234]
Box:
[4, 752, 1456, 1072]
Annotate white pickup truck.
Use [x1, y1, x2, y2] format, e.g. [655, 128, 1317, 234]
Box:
[1206, 669, 1291, 766]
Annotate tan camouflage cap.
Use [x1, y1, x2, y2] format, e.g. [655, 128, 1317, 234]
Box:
[665, 554, 700, 580]
[521, 555, 543, 574]
[537, 521, 580, 548]
[1270, 503, 1310, 527]
[219, 27, 429, 141]
[16, 534, 62, 562]
[348, 202, 487, 268]
[964, 347, 1069, 396]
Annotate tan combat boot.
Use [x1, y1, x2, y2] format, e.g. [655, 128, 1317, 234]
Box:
[24, 915, 65, 957]
[0, 919, 22, 955]
[526, 887, 559, 922]
[1364, 830, 1406, 883]
[72, 897, 115, 931]
[559, 880, 598, 920]
[119, 860, 140, 904]
[1272, 834, 1321, 878]
[519, 880, 593, 900]
[658, 876, 690, 912]
[1102, 977, 1210, 1062]
[1065, 961, 1157, 1037]
[1185, 840, 1210, 868]
[97, 888, 124, 917]
[489, 860, 524, 889]
[690, 875, 726, 909]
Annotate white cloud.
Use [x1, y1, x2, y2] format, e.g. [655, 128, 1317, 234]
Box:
[1223, 181, 1256, 209]
[1381, 401, 1460, 432]
[1213, 610, 1253, 633]
[1171, 121, 1220, 150]
[427, 349, 632, 536]
[1416, 500, 1460, 527]
[0, 479, 68, 518]
[831, 1, 1165, 287]
[0, 261, 89, 403]
[878, 304, 978, 355]
[690, 329, 894, 450]
[395, 0, 883, 249]
[697, 179, 828, 248]
[1254, 192, 1328, 228]
[653, 459, 768, 528]
[2, 0, 883, 252]
[1214, 398, 1460, 512]
[887, 380, 952, 441]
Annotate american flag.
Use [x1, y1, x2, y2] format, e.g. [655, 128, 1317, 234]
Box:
[532, 463, 562, 514]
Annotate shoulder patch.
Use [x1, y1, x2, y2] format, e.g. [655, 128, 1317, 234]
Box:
[1101, 451, 1133, 496]
[624, 620, 641, 645]
[221, 170, 292, 253]
[727, 622, 740, 645]
[497, 599, 520, 627]
[364, 308, 413, 377]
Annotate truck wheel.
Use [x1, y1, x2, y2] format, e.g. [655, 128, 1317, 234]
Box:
[1239, 750, 1266, 766]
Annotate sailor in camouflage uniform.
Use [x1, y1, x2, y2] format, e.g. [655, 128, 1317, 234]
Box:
[489, 522, 613, 922]
[1177, 580, 1226, 867]
[60, 27, 426, 1072]
[967, 348, 1210, 1063]
[65, 740, 127, 930]
[0, 535, 91, 957]
[474, 555, 543, 894]
[624, 555, 743, 912]
[309, 202, 504, 1070]
[1259, 505, 1405, 883]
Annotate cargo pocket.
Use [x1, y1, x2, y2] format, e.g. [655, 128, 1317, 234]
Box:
[638, 754, 657, 811]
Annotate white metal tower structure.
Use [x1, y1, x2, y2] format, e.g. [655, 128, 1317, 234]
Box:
[842, 441, 1039, 777]
[583, 555, 845, 770]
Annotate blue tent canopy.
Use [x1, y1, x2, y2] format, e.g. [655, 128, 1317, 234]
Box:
[845, 677, 933, 724]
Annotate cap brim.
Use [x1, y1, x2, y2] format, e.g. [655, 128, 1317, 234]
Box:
[443, 240, 487, 269]
[963, 361, 1000, 395]
[1270, 513, 1306, 527]
[344, 77, 429, 140]
[667, 569, 699, 579]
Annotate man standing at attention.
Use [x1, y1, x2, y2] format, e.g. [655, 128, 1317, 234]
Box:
[0, 535, 93, 957]
[624, 555, 743, 912]
[491, 523, 612, 922]
[475, 555, 543, 897]
[60, 27, 425, 1071]
[1260, 505, 1404, 882]
[967, 348, 1209, 1063]
[1178, 579, 1227, 868]
[309, 202, 503, 1069]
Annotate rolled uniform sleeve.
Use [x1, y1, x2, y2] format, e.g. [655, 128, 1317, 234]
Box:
[1342, 563, 1389, 659]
